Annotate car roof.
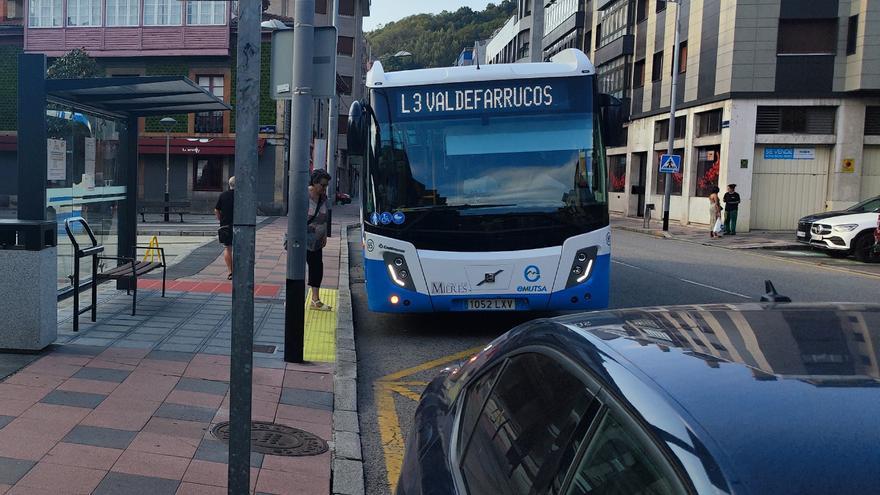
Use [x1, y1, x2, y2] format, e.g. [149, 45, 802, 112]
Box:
[539, 303, 880, 495]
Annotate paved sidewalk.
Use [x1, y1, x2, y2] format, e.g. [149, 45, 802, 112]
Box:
[0, 204, 361, 495]
[612, 214, 803, 250]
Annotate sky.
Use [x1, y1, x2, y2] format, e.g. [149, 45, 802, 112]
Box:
[363, 0, 495, 32]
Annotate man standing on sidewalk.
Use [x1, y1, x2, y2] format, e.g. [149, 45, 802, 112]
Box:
[723, 184, 740, 235]
[215, 176, 235, 279]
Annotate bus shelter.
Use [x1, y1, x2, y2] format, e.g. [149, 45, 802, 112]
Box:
[14, 53, 230, 298]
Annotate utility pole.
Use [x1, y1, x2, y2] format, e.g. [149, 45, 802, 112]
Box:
[529, 0, 544, 62]
[326, 0, 340, 235]
[285, 0, 315, 363]
[228, 0, 259, 490]
[662, 0, 682, 232]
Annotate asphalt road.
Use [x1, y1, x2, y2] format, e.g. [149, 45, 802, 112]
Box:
[350, 228, 880, 495]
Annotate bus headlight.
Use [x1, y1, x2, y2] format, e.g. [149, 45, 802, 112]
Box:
[565, 247, 598, 289]
[383, 252, 416, 291]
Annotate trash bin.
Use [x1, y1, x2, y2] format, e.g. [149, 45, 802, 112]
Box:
[0, 220, 57, 350]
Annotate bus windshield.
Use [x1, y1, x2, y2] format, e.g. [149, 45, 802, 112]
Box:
[368, 76, 606, 216]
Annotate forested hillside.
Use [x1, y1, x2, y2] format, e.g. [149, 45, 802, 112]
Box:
[367, 1, 515, 70]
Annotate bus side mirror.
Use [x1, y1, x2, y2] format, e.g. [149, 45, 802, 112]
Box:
[599, 93, 626, 148]
[348, 100, 366, 155]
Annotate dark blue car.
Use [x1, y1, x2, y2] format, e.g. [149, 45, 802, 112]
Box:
[397, 303, 880, 495]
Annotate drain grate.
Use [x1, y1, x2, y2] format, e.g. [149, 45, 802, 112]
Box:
[211, 421, 328, 456]
[253, 344, 276, 354]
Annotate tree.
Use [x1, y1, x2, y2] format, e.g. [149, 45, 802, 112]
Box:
[47, 48, 100, 79]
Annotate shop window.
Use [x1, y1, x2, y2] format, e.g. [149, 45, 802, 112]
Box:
[654, 116, 686, 142]
[339, 0, 354, 16]
[696, 109, 722, 137]
[609, 155, 627, 193]
[755, 106, 836, 134]
[655, 148, 684, 195]
[633, 59, 645, 88]
[777, 19, 837, 55]
[865, 107, 880, 135]
[652, 51, 663, 81]
[338, 36, 354, 56]
[695, 146, 721, 197]
[193, 158, 224, 191]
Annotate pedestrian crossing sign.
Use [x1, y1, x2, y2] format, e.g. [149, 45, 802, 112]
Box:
[659, 154, 681, 173]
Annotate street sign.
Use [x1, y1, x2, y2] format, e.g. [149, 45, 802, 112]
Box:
[270, 26, 338, 100]
[659, 154, 681, 173]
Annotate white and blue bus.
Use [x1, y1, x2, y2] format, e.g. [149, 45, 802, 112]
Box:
[347, 49, 619, 313]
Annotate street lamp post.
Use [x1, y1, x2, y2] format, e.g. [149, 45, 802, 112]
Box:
[662, 0, 682, 232]
[160, 117, 177, 222]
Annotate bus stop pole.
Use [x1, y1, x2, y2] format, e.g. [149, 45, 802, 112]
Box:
[325, 0, 339, 237]
[662, 0, 682, 232]
[228, 0, 260, 490]
[285, 0, 315, 363]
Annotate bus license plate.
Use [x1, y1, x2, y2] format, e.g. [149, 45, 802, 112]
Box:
[466, 299, 515, 311]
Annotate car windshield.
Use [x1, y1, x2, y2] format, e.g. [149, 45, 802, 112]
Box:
[846, 196, 880, 213]
[367, 76, 605, 215]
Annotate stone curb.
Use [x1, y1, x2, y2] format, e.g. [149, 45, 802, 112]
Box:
[331, 223, 365, 495]
[613, 224, 804, 250]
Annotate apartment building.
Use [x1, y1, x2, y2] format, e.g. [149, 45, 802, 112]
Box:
[486, 0, 880, 232]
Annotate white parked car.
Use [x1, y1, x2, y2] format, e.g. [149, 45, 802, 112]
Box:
[796, 196, 880, 262]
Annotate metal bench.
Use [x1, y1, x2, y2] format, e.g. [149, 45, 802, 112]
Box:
[64, 217, 167, 332]
[139, 200, 192, 222]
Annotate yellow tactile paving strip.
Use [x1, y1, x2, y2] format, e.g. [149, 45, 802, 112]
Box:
[303, 288, 338, 362]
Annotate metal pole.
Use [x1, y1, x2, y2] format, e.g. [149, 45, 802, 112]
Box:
[285, 0, 315, 363]
[228, 0, 260, 490]
[326, 0, 340, 236]
[662, 0, 682, 232]
[529, 0, 545, 62]
[164, 131, 170, 222]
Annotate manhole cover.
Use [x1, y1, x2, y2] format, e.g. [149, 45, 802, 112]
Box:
[211, 421, 328, 456]
[253, 344, 276, 354]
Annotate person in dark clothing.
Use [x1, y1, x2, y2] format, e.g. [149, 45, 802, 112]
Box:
[723, 184, 740, 235]
[214, 176, 235, 279]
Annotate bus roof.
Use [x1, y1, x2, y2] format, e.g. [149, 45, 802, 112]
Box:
[366, 49, 596, 89]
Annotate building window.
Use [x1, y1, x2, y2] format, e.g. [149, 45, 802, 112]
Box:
[677, 41, 687, 73]
[597, 57, 627, 99]
[755, 106, 836, 134]
[847, 15, 858, 55]
[777, 19, 837, 55]
[187, 0, 225, 25]
[193, 158, 224, 191]
[196, 75, 225, 133]
[656, 0, 667, 13]
[315, 0, 327, 15]
[636, 0, 647, 22]
[654, 116, 686, 142]
[609, 155, 627, 193]
[28, 0, 62, 26]
[339, 0, 354, 16]
[866, 107, 880, 136]
[696, 109, 722, 137]
[338, 36, 354, 56]
[106, 0, 138, 26]
[584, 30, 592, 53]
[633, 59, 645, 88]
[652, 50, 663, 81]
[337, 75, 353, 96]
[143, 0, 181, 25]
[655, 148, 684, 195]
[337, 113, 348, 135]
[695, 146, 721, 197]
[67, 0, 101, 26]
[597, 0, 629, 48]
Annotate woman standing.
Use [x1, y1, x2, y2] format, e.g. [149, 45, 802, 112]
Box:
[307, 169, 333, 311]
[708, 186, 722, 238]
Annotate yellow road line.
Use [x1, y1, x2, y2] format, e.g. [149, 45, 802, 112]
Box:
[374, 345, 487, 493]
[377, 345, 484, 382]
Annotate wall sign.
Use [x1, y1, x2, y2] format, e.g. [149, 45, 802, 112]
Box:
[763, 148, 815, 160]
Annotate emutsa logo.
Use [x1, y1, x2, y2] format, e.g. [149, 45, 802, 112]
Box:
[524, 265, 541, 283]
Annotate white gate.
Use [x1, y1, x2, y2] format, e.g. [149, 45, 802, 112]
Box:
[751, 146, 830, 230]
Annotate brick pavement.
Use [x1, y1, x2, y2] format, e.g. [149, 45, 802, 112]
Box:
[0, 205, 360, 495]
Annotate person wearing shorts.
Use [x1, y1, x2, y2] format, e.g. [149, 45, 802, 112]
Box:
[214, 176, 235, 279]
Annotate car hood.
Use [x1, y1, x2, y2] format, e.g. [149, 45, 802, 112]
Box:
[809, 212, 877, 225]
[798, 210, 847, 222]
